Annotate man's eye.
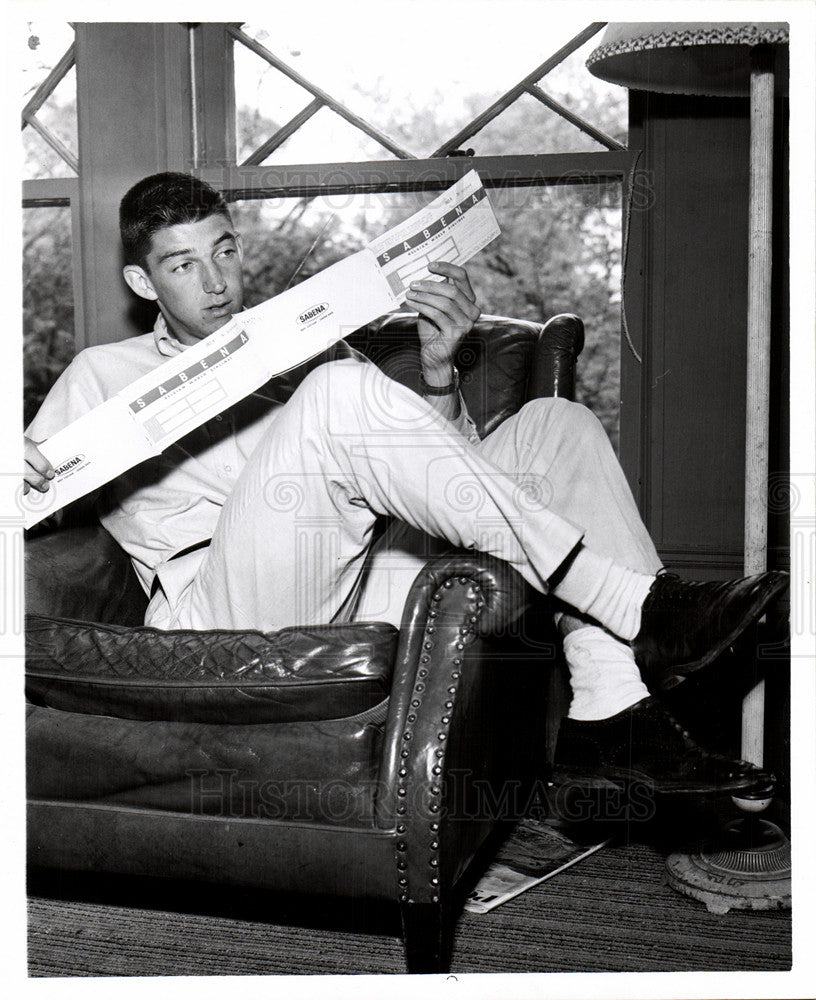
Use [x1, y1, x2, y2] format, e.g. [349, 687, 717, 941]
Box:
[173, 261, 194, 273]
[218, 247, 237, 259]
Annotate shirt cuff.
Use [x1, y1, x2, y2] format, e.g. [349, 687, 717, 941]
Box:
[450, 389, 481, 445]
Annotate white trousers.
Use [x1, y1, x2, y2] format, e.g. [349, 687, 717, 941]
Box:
[154, 359, 662, 631]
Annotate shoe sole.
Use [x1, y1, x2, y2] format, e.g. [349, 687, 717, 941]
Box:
[647, 571, 789, 682]
[549, 763, 775, 798]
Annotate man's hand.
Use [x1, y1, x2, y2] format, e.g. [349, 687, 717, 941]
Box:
[405, 261, 481, 386]
[24, 436, 54, 494]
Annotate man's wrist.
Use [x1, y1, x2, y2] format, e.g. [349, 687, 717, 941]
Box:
[420, 353, 455, 384]
[420, 365, 460, 396]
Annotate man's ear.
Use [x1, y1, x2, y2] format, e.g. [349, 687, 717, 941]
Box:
[123, 264, 159, 302]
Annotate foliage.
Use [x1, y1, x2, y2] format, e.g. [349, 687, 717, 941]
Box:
[23, 208, 75, 427]
[234, 199, 363, 307]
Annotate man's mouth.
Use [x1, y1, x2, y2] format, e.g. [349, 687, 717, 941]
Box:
[206, 301, 233, 317]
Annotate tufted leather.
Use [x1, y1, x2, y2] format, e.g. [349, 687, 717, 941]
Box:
[26, 616, 397, 724]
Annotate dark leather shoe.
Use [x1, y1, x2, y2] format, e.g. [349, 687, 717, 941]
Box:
[632, 570, 788, 688]
[551, 697, 774, 797]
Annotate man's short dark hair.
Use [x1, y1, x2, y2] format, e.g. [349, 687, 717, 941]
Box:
[120, 172, 232, 269]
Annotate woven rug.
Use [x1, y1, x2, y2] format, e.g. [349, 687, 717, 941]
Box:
[27, 833, 791, 977]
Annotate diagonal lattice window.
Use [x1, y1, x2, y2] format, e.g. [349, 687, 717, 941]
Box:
[227, 14, 628, 448]
[231, 23, 413, 164]
[22, 21, 78, 178]
[232, 18, 625, 168]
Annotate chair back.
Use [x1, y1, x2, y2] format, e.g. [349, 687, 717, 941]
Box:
[349, 312, 583, 438]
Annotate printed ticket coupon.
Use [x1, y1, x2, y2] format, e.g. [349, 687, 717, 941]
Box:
[369, 171, 500, 299]
[22, 171, 500, 528]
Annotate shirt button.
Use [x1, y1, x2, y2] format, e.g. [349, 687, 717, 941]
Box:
[225, 465, 232, 473]
[215, 415, 223, 422]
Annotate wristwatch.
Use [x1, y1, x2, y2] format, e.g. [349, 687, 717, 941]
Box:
[420, 365, 460, 396]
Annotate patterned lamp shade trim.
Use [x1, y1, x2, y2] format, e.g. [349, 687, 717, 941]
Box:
[587, 22, 790, 96]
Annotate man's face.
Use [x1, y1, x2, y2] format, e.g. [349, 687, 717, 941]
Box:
[129, 213, 245, 345]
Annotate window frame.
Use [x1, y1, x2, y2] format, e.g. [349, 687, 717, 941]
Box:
[197, 150, 637, 202]
[22, 27, 84, 353]
[208, 20, 635, 201]
[22, 176, 85, 355]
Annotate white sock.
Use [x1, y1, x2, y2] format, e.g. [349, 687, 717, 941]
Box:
[564, 626, 651, 721]
[551, 547, 655, 641]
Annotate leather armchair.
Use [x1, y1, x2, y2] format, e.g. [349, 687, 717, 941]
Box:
[26, 312, 585, 973]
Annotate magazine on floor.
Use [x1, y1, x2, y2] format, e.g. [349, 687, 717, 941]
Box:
[464, 817, 610, 914]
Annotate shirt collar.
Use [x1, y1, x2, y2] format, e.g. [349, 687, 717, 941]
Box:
[153, 313, 187, 358]
[152, 308, 247, 358]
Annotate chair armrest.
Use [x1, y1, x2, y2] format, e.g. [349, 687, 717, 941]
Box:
[376, 551, 548, 903]
[377, 552, 530, 782]
[528, 313, 585, 401]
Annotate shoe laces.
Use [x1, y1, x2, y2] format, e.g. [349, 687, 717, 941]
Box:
[654, 570, 697, 604]
[663, 707, 758, 772]
[662, 705, 695, 742]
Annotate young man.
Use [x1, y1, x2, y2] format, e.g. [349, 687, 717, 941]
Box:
[24, 172, 787, 798]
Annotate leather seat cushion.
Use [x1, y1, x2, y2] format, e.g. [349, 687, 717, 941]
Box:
[26, 616, 398, 724]
[27, 702, 384, 825]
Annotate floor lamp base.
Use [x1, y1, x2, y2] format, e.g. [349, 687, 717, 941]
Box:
[665, 816, 791, 914]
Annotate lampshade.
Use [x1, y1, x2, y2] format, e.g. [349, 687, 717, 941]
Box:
[587, 21, 789, 96]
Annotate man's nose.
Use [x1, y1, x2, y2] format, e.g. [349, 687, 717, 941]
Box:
[202, 261, 227, 295]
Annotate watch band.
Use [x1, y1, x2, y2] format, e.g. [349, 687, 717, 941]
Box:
[420, 365, 460, 396]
